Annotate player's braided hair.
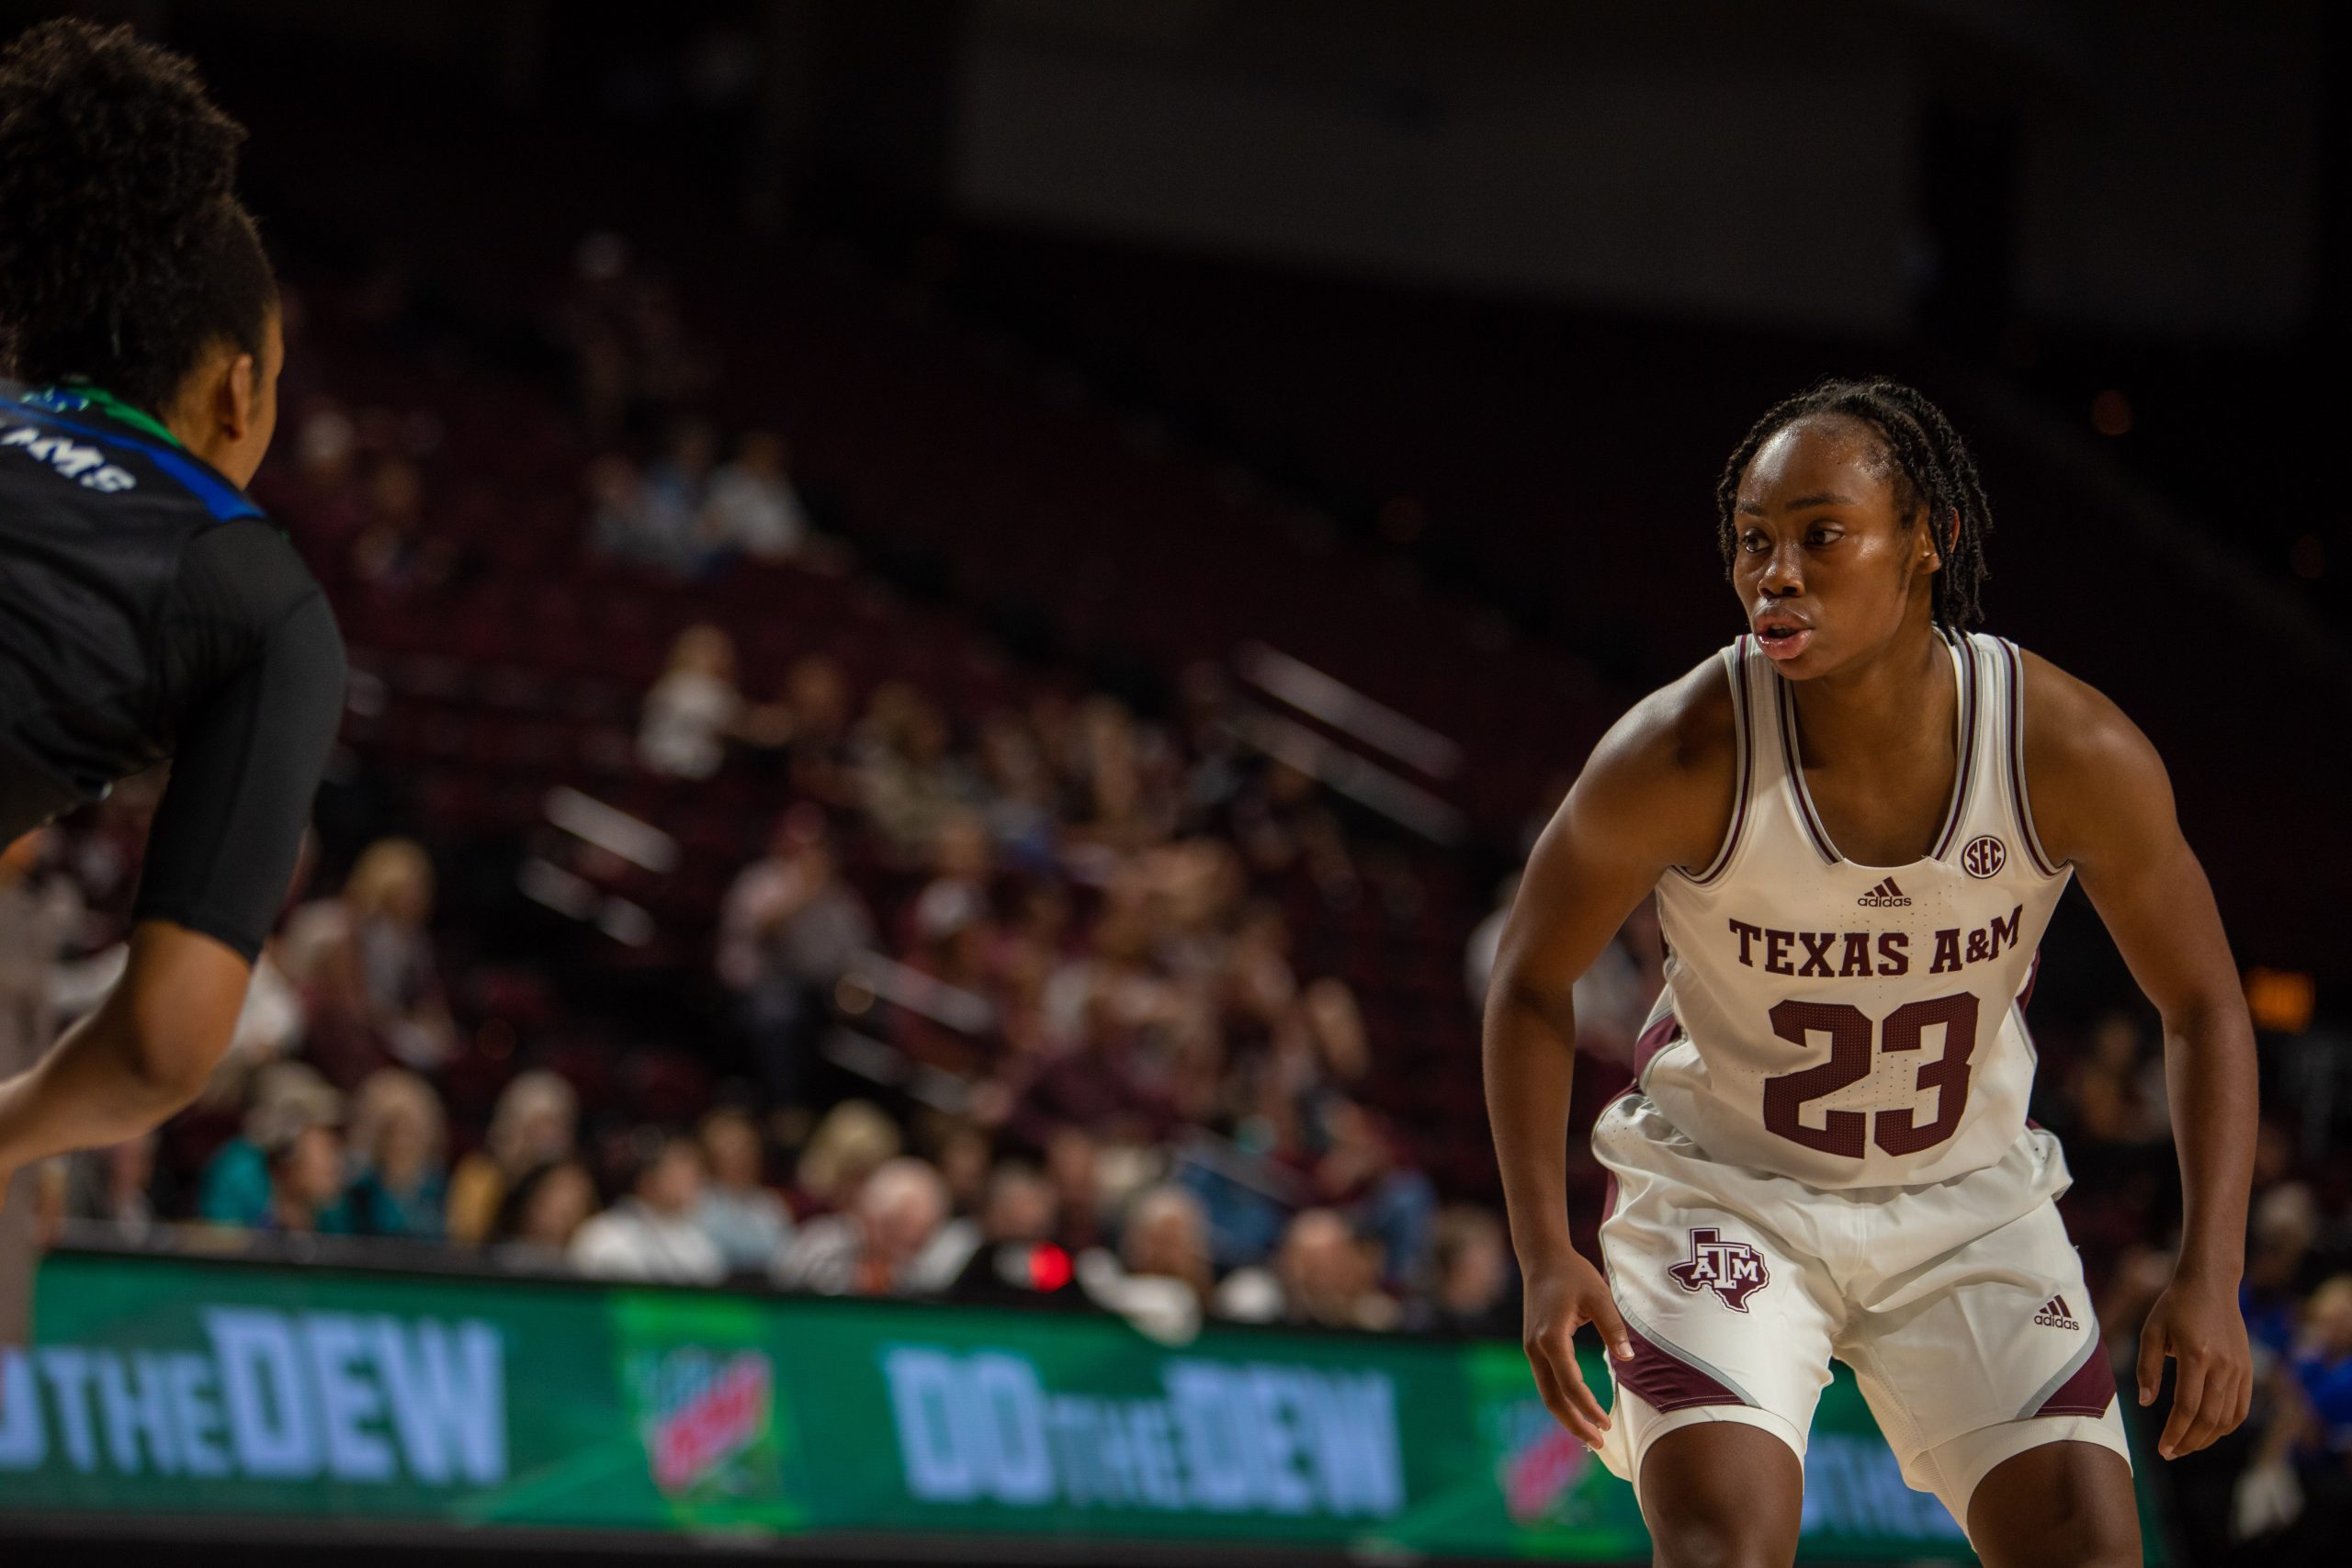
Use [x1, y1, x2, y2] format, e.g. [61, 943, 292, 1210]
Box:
[1713, 377, 1994, 628]
[0, 18, 276, 415]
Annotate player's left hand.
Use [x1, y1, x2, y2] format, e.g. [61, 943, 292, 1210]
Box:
[2135, 1264, 2252, 1461]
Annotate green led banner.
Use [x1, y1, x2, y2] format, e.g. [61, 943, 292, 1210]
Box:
[0, 1249, 2166, 1560]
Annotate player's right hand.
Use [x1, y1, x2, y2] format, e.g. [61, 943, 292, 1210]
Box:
[1522, 1249, 1635, 1450]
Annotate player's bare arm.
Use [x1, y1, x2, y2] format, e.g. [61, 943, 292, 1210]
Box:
[1484, 659, 1736, 1447]
[0, 921, 251, 1191]
[2021, 650, 2257, 1461]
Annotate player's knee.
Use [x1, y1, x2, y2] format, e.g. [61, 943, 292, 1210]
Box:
[1646, 1509, 1792, 1568]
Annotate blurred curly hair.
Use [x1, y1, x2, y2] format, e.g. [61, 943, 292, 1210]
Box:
[0, 18, 276, 412]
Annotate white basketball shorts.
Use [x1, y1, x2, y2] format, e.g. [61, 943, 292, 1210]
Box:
[1587, 1091, 2132, 1540]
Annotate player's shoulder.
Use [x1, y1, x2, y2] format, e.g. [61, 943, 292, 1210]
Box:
[1596, 646, 1741, 778]
[1574, 646, 1742, 838]
[2010, 642, 2173, 863]
[2011, 643, 2165, 785]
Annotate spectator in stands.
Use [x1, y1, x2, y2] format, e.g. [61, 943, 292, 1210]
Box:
[1465, 874, 1512, 1007]
[2246, 1184, 2324, 1365]
[718, 808, 874, 1101]
[774, 1156, 950, 1296]
[1411, 1206, 1515, 1336]
[772, 655, 860, 808]
[640, 418, 720, 571]
[695, 1105, 793, 1274]
[2280, 1276, 2352, 1550]
[571, 1131, 725, 1284]
[701, 431, 809, 562]
[271, 400, 368, 559]
[1118, 1183, 1215, 1311]
[447, 1070, 579, 1244]
[794, 1099, 902, 1216]
[586, 453, 678, 570]
[202, 935, 311, 1108]
[1027, 1123, 1100, 1253]
[1311, 1098, 1434, 1291]
[638, 624, 782, 780]
[928, 1158, 1058, 1287]
[2067, 1009, 2172, 1148]
[199, 1063, 345, 1228]
[974, 710, 1060, 873]
[349, 455, 439, 589]
[488, 1157, 597, 1270]
[2064, 1009, 2177, 1209]
[282, 837, 457, 1078]
[1216, 1208, 1396, 1331]
[258, 1112, 354, 1236]
[344, 1068, 448, 1240]
[854, 682, 975, 864]
[0, 827, 72, 1287]
[62, 1134, 156, 1238]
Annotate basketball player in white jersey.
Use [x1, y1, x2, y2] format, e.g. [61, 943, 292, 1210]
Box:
[1485, 378, 2256, 1566]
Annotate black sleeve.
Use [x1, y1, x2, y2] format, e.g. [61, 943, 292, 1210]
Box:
[133, 524, 347, 961]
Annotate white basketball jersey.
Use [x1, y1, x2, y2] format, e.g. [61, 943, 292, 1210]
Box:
[1639, 629, 2069, 1190]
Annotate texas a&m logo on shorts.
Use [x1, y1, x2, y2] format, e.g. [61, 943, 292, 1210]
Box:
[1668, 1227, 1770, 1312]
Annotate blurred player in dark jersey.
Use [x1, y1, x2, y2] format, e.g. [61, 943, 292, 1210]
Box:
[0, 20, 345, 1337]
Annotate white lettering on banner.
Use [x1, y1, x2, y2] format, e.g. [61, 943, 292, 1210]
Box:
[365, 1315, 505, 1485]
[886, 1348, 979, 1502]
[0, 1352, 41, 1468]
[970, 1354, 1054, 1506]
[95, 1354, 179, 1475]
[307, 1316, 395, 1482]
[0, 1310, 507, 1487]
[881, 1348, 1404, 1519]
[1166, 1362, 1252, 1512]
[166, 1354, 231, 1479]
[208, 1309, 320, 1480]
[38, 1349, 101, 1473]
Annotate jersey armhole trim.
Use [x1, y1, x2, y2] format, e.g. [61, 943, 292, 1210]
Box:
[1997, 637, 2064, 877]
[1773, 666, 1842, 864]
[1926, 627, 1983, 860]
[1679, 638, 1752, 886]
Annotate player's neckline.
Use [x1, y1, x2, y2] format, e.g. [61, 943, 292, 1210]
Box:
[1772, 628, 1977, 871]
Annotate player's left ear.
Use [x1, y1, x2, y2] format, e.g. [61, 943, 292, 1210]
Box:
[1921, 506, 1957, 573]
[220, 349, 258, 443]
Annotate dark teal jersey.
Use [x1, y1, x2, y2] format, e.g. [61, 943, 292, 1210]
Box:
[0, 382, 345, 959]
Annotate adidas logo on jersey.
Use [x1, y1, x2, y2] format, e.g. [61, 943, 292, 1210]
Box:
[2034, 1294, 2081, 1330]
[1856, 876, 1912, 908]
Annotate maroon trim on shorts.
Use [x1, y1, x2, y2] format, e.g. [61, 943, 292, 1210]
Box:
[2034, 1343, 2120, 1418]
[1614, 1319, 1748, 1413]
[1633, 1011, 1682, 1081]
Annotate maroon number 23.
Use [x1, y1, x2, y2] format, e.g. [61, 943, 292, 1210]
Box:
[1760, 994, 1980, 1157]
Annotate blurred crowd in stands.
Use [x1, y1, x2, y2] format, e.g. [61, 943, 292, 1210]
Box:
[0, 235, 2346, 1558]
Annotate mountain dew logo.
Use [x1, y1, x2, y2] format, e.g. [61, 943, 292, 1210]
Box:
[630, 1349, 774, 1496]
[1464, 1344, 1647, 1554]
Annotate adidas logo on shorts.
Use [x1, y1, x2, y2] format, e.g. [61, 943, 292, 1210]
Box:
[2034, 1294, 2081, 1330]
[1857, 876, 1912, 908]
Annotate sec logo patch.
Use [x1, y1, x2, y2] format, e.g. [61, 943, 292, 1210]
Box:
[1962, 835, 2007, 879]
